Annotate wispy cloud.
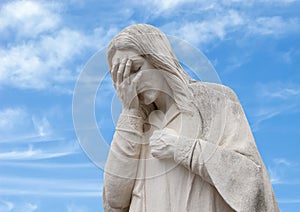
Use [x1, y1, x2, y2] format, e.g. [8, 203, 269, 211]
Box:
[248, 16, 299, 36]
[23, 203, 38, 212]
[249, 82, 300, 131]
[0, 201, 38, 212]
[0, 200, 14, 211]
[0, 177, 102, 197]
[161, 10, 244, 46]
[250, 107, 285, 131]
[67, 203, 89, 212]
[142, 0, 298, 15]
[277, 198, 300, 204]
[0, 107, 60, 143]
[139, 0, 300, 48]
[0, 161, 94, 169]
[0, 107, 28, 130]
[32, 116, 52, 137]
[268, 158, 299, 185]
[140, 0, 200, 14]
[0, 145, 78, 160]
[0, 1, 61, 39]
[0, 0, 118, 91]
[273, 158, 296, 166]
[259, 83, 300, 100]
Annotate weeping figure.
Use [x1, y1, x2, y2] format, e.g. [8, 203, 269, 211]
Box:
[103, 24, 279, 212]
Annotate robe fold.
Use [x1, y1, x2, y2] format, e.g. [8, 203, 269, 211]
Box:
[103, 82, 279, 212]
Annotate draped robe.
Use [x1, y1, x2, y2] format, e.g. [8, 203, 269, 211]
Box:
[103, 82, 279, 212]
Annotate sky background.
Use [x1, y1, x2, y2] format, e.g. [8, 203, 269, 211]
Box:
[0, 0, 299, 211]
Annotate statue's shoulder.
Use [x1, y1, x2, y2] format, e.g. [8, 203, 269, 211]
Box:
[188, 81, 239, 103]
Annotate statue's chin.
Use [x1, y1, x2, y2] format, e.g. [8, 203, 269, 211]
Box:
[139, 90, 157, 105]
[140, 97, 154, 105]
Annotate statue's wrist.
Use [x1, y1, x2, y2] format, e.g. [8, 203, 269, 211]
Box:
[122, 108, 145, 119]
[116, 111, 144, 136]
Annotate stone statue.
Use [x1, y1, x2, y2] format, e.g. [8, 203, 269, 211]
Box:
[103, 24, 279, 212]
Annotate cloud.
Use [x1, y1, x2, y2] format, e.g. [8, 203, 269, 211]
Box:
[277, 199, 300, 203]
[0, 145, 78, 160]
[0, 1, 61, 39]
[0, 177, 102, 197]
[260, 83, 300, 100]
[143, 0, 298, 15]
[162, 13, 299, 47]
[249, 82, 300, 131]
[247, 16, 299, 36]
[273, 158, 295, 166]
[0, 1, 118, 91]
[32, 116, 52, 137]
[0, 161, 93, 169]
[251, 107, 283, 131]
[0, 107, 28, 130]
[0, 107, 62, 143]
[0, 200, 14, 211]
[0, 28, 94, 90]
[161, 10, 244, 46]
[0, 201, 38, 212]
[23, 203, 38, 212]
[67, 203, 88, 212]
[268, 158, 299, 185]
[141, 0, 198, 13]
[142, 0, 300, 48]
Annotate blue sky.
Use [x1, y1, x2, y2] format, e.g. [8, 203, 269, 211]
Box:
[0, 0, 299, 211]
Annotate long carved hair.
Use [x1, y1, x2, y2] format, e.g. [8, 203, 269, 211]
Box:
[106, 24, 194, 113]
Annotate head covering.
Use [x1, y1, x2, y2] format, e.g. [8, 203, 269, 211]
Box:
[107, 24, 195, 113]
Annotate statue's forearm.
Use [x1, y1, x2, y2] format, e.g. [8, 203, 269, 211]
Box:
[103, 111, 145, 210]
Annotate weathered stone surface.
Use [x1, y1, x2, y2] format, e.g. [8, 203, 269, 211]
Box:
[103, 24, 279, 212]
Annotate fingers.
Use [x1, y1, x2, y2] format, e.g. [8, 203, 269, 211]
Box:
[117, 58, 127, 85]
[111, 58, 119, 86]
[123, 59, 132, 83]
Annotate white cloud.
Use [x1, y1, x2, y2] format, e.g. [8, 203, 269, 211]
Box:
[0, 161, 93, 169]
[0, 200, 14, 212]
[260, 84, 300, 100]
[273, 158, 295, 166]
[0, 108, 27, 130]
[268, 158, 299, 185]
[268, 166, 282, 185]
[249, 82, 300, 131]
[0, 28, 93, 90]
[162, 10, 244, 46]
[0, 145, 78, 160]
[32, 116, 52, 137]
[23, 203, 38, 212]
[0, 201, 39, 212]
[0, 1, 61, 38]
[162, 13, 299, 47]
[278, 199, 300, 203]
[248, 16, 299, 36]
[67, 203, 88, 212]
[0, 177, 102, 197]
[142, 0, 197, 12]
[0, 1, 118, 91]
[276, 88, 300, 98]
[220, 0, 299, 6]
[0, 107, 61, 143]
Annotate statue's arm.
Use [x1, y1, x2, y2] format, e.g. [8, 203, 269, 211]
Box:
[173, 87, 279, 212]
[103, 111, 144, 211]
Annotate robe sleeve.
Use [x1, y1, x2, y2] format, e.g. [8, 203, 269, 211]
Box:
[173, 86, 279, 212]
[103, 113, 143, 211]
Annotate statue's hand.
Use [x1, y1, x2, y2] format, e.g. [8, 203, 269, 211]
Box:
[111, 58, 141, 111]
[149, 128, 178, 159]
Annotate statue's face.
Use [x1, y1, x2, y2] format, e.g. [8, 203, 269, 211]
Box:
[111, 49, 166, 105]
